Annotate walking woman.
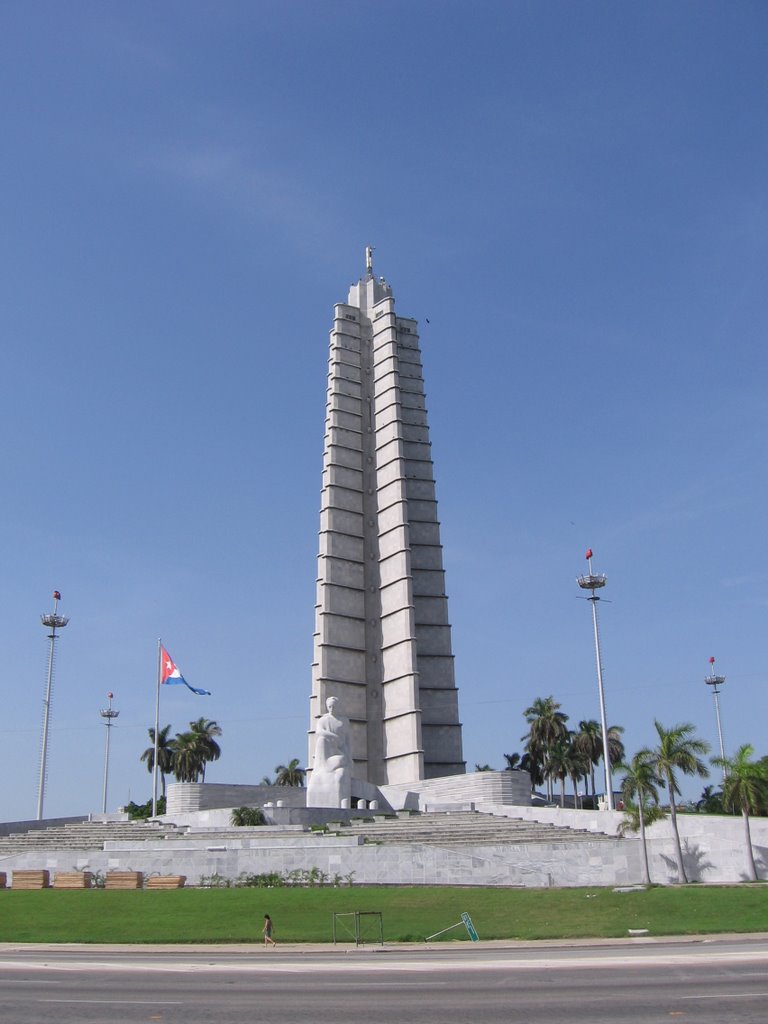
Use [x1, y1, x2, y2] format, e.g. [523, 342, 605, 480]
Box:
[262, 914, 276, 947]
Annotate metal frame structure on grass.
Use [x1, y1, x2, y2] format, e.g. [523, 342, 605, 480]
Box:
[332, 910, 384, 946]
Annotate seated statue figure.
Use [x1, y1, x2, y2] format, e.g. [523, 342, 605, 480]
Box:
[306, 696, 352, 808]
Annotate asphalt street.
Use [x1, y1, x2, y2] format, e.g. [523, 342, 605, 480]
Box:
[0, 936, 766, 1024]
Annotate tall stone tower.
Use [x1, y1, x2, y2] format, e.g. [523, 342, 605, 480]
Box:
[309, 252, 464, 787]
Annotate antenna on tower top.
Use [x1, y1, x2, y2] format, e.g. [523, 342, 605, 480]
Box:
[365, 245, 374, 275]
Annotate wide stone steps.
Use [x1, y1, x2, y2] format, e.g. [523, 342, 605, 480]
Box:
[325, 811, 613, 846]
[0, 821, 182, 854]
[0, 811, 613, 855]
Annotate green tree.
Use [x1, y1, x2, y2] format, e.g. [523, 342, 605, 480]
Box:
[618, 749, 664, 885]
[573, 720, 602, 797]
[125, 796, 166, 820]
[546, 734, 590, 808]
[568, 738, 592, 808]
[649, 721, 710, 883]
[696, 785, 724, 814]
[275, 758, 306, 787]
[607, 725, 626, 769]
[189, 718, 222, 782]
[519, 751, 545, 792]
[171, 730, 205, 783]
[712, 744, 768, 882]
[522, 696, 569, 801]
[503, 752, 522, 770]
[548, 737, 589, 806]
[571, 721, 624, 802]
[140, 724, 174, 798]
[474, 763, 493, 772]
[231, 806, 267, 826]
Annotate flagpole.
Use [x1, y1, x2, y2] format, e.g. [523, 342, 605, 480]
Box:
[152, 638, 162, 817]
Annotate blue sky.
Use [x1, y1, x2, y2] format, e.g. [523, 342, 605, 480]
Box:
[1, 2, 766, 821]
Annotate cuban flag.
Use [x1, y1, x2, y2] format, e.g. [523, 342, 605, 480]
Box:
[160, 646, 211, 696]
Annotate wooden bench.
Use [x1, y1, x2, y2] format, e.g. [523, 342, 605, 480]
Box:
[105, 870, 143, 890]
[53, 871, 93, 889]
[0, 872, 7, 889]
[146, 875, 186, 889]
[12, 870, 50, 889]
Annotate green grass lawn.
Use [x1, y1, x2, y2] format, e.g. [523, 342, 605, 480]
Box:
[0, 885, 766, 944]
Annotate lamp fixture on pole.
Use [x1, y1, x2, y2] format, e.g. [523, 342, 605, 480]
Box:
[37, 590, 69, 821]
[577, 550, 613, 811]
[99, 692, 120, 814]
[705, 656, 726, 778]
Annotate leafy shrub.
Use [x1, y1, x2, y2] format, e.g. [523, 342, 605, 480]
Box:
[198, 873, 232, 888]
[199, 866, 355, 888]
[236, 872, 285, 888]
[230, 806, 266, 826]
[125, 797, 166, 820]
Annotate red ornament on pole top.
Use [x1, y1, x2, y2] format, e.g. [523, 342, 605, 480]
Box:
[585, 549, 593, 560]
[709, 656, 715, 665]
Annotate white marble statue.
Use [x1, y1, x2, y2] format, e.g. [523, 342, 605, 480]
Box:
[307, 696, 352, 808]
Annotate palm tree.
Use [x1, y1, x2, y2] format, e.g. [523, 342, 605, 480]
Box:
[260, 775, 274, 786]
[275, 758, 306, 787]
[474, 763, 493, 772]
[607, 725, 626, 769]
[547, 734, 591, 808]
[649, 721, 710, 883]
[522, 696, 569, 801]
[188, 718, 222, 782]
[696, 785, 724, 814]
[618, 749, 664, 885]
[568, 740, 592, 809]
[712, 744, 768, 882]
[573, 720, 602, 797]
[546, 737, 570, 807]
[571, 721, 624, 804]
[171, 730, 205, 783]
[519, 750, 545, 793]
[140, 724, 174, 798]
[503, 752, 521, 771]
[545, 736, 588, 808]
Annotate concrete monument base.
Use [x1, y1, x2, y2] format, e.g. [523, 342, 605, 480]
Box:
[166, 770, 531, 825]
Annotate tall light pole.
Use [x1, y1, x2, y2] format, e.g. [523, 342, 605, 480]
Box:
[37, 590, 69, 821]
[99, 692, 120, 814]
[705, 656, 726, 779]
[577, 549, 614, 811]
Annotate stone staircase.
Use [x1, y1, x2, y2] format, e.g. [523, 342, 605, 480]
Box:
[323, 810, 612, 846]
[0, 810, 613, 857]
[0, 820, 183, 855]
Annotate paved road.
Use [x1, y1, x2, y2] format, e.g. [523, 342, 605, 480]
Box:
[1, 937, 767, 1024]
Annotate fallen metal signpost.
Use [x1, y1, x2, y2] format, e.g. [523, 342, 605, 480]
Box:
[425, 911, 479, 943]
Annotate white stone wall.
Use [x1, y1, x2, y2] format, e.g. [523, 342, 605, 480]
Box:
[1, 809, 765, 887]
[166, 783, 306, 815]
[381, 770, 532, 810]
[0, 834, 638, 889]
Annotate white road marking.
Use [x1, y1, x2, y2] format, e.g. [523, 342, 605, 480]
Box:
[679, 992, 768, 1001]
[1, 950, 768, 975]
[38, 1000, 183, 1005]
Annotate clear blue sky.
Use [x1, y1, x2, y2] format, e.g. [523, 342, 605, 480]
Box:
[1, 2, 766, 821]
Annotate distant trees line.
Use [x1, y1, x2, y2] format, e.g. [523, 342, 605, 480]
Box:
[140, 724, 306, 795]
[487, 695, 625, 809]
[487, 694, 768, 885]
[140, 719, 223, 794]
